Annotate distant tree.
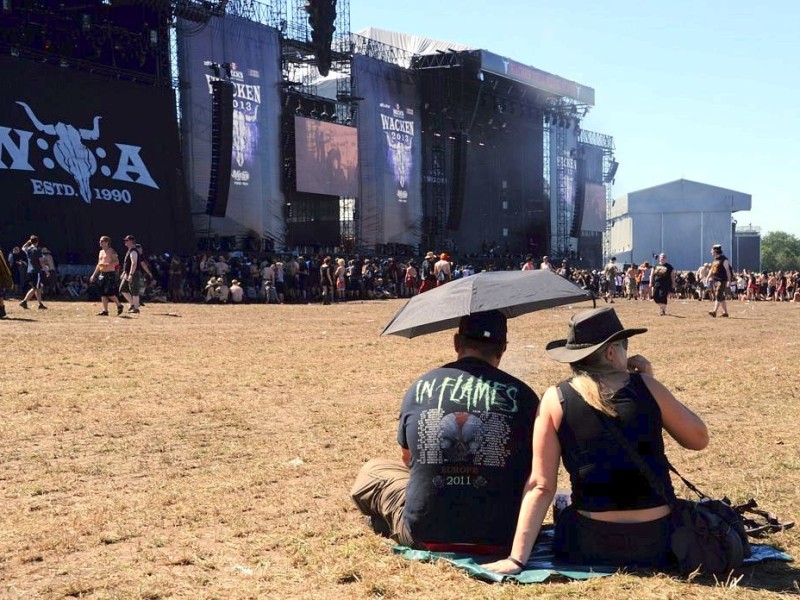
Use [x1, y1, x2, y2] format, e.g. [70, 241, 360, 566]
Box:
[761, 231, 800, 271]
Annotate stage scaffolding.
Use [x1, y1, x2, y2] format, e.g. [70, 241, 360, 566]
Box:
[578, 129, 616, 261]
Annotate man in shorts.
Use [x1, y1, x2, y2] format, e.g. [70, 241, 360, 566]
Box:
[19, 235, 48, 310]
[119, 235, 142, 314]
[706, 244, 734, 318]
[602, 257, 618, 303]
[89, 235, 124, 316]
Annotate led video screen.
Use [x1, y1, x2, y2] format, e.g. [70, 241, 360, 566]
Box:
[294, 116, 359, 198]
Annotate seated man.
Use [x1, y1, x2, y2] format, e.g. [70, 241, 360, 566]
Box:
[351, 311, 539, 553]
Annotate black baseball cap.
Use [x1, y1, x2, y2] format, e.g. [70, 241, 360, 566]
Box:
[458, 310, 507, 343]
[124, 235, 135, 241]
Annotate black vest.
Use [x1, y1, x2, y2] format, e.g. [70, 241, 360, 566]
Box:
[556, 374, 674, 512]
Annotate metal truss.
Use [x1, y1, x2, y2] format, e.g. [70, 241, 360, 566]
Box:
[351, 33, 414, 68]
[225, 0, 286, 28]
[578, 128, 616, 261]
[412, 49, 477, 70]
[554, 123, 574, 258]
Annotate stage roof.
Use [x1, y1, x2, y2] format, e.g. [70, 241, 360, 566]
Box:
[356, 28, 594, 105]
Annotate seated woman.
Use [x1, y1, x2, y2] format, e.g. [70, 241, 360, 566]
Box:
[484, 307, 708, 574]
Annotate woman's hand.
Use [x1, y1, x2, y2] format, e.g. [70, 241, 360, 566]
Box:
[481, 558, 523, 575]
[627, 354, 653, 375]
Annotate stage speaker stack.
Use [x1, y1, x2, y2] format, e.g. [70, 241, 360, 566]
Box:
[206, 79, 235, 217]
[446, 132, 468, 230]
[569, 157, 586, 238]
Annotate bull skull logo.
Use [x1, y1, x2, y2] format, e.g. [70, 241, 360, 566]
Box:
[386, 132, 412, 189]
[17, 101, 100, 204]
[232, 106, 258, 168]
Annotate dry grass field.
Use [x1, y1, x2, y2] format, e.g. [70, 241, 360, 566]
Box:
[1, 296, 798, 599]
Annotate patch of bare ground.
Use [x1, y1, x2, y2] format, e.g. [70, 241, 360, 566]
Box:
[0, 297, 798, 598]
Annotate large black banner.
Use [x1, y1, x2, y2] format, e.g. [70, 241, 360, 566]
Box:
[0, 56, 194, 263]
[354, 55, 422, 248]
[177, 16, 283, 243]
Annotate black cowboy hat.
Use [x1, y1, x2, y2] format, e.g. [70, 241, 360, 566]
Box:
[545, 307, 647, 363]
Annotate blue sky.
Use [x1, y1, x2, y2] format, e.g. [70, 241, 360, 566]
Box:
[350, 0, 800, 237]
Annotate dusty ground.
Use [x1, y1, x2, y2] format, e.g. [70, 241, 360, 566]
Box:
[0, 296, 798, 599]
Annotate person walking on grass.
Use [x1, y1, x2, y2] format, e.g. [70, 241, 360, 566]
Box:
[650, 253, 676, 316]
[706, 244, 734, 318]
[89, 235, 124, 316]
[602, 257, 618, 303]
[119, 235, 142, 314]
[19, 235, 48, 310]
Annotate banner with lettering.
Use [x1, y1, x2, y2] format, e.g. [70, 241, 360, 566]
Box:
[0, 55, 194, 262]
[176, 16, 283, 243]
[354, 55, 422, 248]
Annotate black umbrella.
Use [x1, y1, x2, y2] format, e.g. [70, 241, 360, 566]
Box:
[381, 269, 594, 338]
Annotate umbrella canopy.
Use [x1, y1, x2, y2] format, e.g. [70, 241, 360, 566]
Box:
[381, 269, 593, 338]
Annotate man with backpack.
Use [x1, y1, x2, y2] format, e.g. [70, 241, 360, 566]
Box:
[418, 251, 438, 294]
[434, 253, 451, 286]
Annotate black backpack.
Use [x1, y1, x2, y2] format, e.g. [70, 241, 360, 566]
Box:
[670, 498, 747, 574]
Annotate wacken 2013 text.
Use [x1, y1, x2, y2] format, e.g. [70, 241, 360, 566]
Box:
[380, 114, 415, 136]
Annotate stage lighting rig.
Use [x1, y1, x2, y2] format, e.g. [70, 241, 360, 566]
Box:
[304, 0, 337, 76]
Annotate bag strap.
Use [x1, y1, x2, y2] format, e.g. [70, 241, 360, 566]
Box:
[556, 381, 708, 505]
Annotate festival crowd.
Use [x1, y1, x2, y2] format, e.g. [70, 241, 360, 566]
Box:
[3, 241, 799, 310]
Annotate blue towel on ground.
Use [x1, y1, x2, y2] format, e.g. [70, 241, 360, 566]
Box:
[392, 527, 793, 584]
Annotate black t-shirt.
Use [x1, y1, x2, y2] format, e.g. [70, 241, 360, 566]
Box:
[651, 262, 674, 289]
[123, 248, 139, 276]
[397, 357, 539, 545]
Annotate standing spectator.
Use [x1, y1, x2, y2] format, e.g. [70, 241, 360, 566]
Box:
[706, 244, 734, 318]
[214, 255, 230, 280]
[696, 262, 710, 301]
[404, 259, 419, 296]
[40, 247, 57, 297]
[419, 251, 438, 294]
[385, 258, 401, 296]
[362, 258, 377, 299]
[434, 253, 452, 286]
[284, 256, 299, 302]
[602, 257, 618, 303]
[19, 235, 48, 310]
[637, 261, 652, 301]
[274, 261, 285, 304]
[346, 259, 361, 300]
[521, 255, 535, 271]
[540, 256, 555, 272]
[557, 259, 572, 279]
[296, 256, 309, 303]
[119, 235, 142, 314]
[650, 253, 676, 316]
[167, 255, 185, 302]
[89, 235, 124, 316]
[8, 246, 26, 294]
[0, 246, 12, 319]
[334, 258, 347, 302]
[625, 264, 637, 300]
[320, 256, 334, 305]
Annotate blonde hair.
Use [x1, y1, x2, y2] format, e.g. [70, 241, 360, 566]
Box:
[568, 341, 627, 417]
